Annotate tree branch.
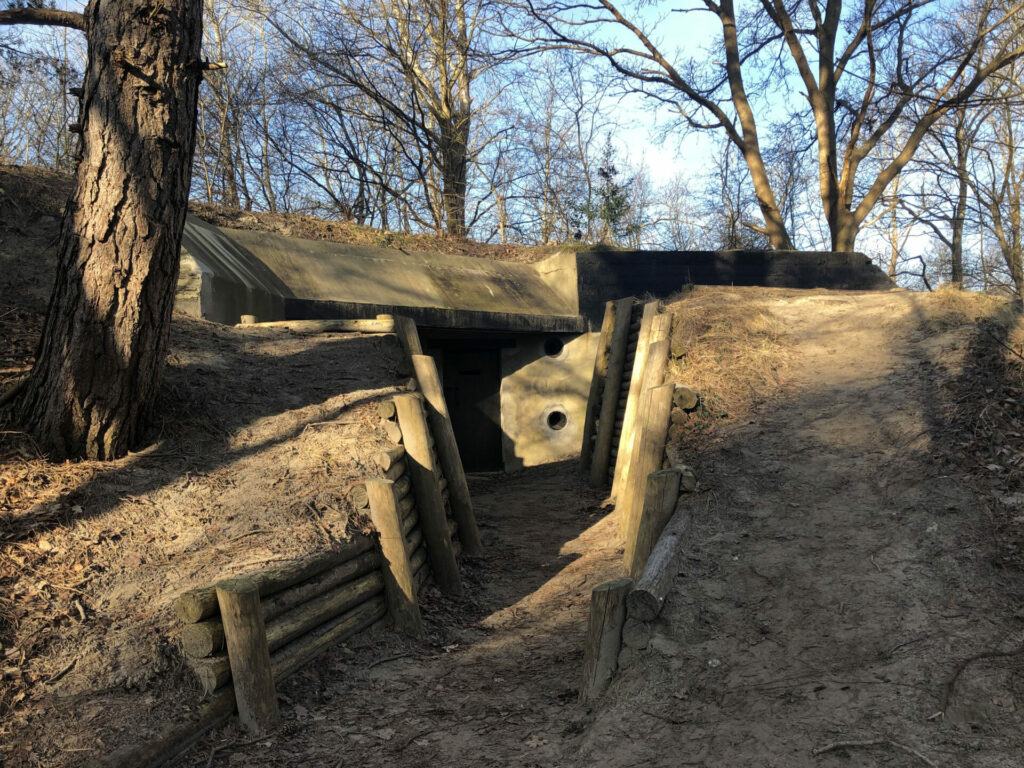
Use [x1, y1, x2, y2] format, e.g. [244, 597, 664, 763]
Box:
[0, 7, 85, 31]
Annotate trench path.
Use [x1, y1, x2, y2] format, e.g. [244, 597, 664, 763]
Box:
[185, 461, 622, 767]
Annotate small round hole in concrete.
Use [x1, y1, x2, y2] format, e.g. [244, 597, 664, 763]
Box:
[543, 336, 564, 357]
[547, 410, 567, 431]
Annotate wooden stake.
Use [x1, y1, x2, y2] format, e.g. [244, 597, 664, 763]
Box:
[619, 381, 674, 542]
[366, 479, 423, 637]
[215, 578, 278, 733]
[625, 468, 682, 579]
[411, 354, 483, 556]
[580, 577, 632, 701]
[590, 298, 634, 487]
[580, 300, 617, 473]
[611, 302, 660, 500]
[618, 336, 671, 536]
[393, 394, 462, 595]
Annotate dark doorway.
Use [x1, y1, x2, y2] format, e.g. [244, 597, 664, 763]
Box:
[439, 347, 503, 472]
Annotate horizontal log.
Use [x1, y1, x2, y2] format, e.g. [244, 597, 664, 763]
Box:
[190, 571, 385, 693]
[351, 475, 410, 511]
[406, 524, 423, 555]
[375, 445, 405, 471]
[673, 385, 699, 411]
[174, 537, 375, 623]
[383, 420, 403, 444]
[398, 492, 415, 520]
[401, 507, 419, 538]
[252, 318, 396, 334]
[384, 458, 407, 481]
[181, 550, 381, 658]
[627, 505, 691, 622]
[377, 400, 397, 421]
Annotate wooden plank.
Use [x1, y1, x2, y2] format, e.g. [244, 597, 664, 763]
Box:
[619, 383, 675, 546]
[610, 302, 660, 500]
[624, 468, 682, 579]
[580, 300, 618, 473]
[628, 505, 692, 622]
[590, 298, 635, 487]
[393, 394, 463, 595]
[215, 578, 278, 733]
[366, 479, 423, 637]
[580, 577, 632, 701]
[411, 354, 483, 556]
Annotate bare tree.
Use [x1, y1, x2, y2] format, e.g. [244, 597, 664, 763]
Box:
[520, 0, 1024, 251]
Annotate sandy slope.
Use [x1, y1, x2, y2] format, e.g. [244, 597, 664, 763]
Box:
[580, 291, 1024, 767]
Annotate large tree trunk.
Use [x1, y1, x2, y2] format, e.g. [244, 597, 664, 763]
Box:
[14, 0, 203, 460]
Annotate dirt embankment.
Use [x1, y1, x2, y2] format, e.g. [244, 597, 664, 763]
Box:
[581, 287, 1024, 767]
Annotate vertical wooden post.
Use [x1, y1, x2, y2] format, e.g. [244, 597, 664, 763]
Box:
[383, 314, 423, 356]
[393, 393, 463, 596]
[366, 479, 424, 637]
[625, 468, 682, 579]
[580, 577, 633, 701]
[589, 298, 634, 487]
[611, 302, 660, 500]
[619, 383, 675, 549]
[410, 354, 483, 556]
[580, 300, 617, 473]
[215, 577, 279, 733]
[617, 336, 671, 535]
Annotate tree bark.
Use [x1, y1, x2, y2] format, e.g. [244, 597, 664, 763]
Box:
[11, 0, 203, 460]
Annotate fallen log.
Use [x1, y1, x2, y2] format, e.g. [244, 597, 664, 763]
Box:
[627, 505, 692, 622]
[672, 384, 698, 411]
[173, 537, 375, 624]
[180, 550, 381, 658]
[375, 445, 405, 471]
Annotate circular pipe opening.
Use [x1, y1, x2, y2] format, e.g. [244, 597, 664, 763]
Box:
[547, 410, 568, 431]
[543, 336, 565, 357]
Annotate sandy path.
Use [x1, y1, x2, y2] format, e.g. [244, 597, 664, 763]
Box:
[579, 292, 1024, 767]
[184, 461, 622, 767]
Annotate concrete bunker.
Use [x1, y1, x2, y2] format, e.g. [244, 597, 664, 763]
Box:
[175, 215, 890, 471]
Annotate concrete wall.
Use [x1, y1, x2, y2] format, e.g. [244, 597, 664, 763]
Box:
[499, 332, 600, 470]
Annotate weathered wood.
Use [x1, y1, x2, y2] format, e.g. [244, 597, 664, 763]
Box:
[406, 522, 423, 553]
[384, 458, 407, 481]
[619, 382, 674, 542]
[398, 492, 415, 519]
[580, 577, 632, 701]
[610, 302, 660, 499]
[367, 479, 423, 637]
[387, 315, 424, 357]
[590, 298, 634, 487]
[349, 484, 369, 509]
[174, 537, 375, 623]
[383, 420, 403, 443]
[580, 300, 618, 472]
[377, 400, 398, 420]
[627, 505, 692, 622]
[673, 384, 699, 411]
[625, 469, 682, 579]
[617, 334, 671, 536]
[393, 393, 463, 595]
[254, 318, 396, 334]
[411, 354, 483, 556]
[215, 578, 278, 733]
[191, 571, 385, 693]
[621, 616, 651, 650]
[181, 549, 381, 658]
[375, 445, 405, 471]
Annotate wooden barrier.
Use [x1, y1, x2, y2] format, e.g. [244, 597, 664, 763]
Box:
[249, 318, 396, 334]
[619, 382, 675, 544]
[580, 300, 618, 473]
[625, 468, 682, 579]
[393, 393, 463, 596]
[611, 303, 663, 500]
[366, 479, 423, 637]
[411, 354, 483, 556]
[580, 577, 632, 701]
[627, 505, 692, 622]
[589, 298, 634, 487]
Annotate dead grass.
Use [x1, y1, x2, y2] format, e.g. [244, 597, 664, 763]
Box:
[663, 286, 791, 452]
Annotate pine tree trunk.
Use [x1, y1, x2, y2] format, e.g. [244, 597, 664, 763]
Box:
[14, 0, 203, 460]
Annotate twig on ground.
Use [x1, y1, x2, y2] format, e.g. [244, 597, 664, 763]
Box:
[44, 659, 76, 684]
[367, 653, 411, 670]
[940, 646, 1024, 713]
[812, 739, 938, 767]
